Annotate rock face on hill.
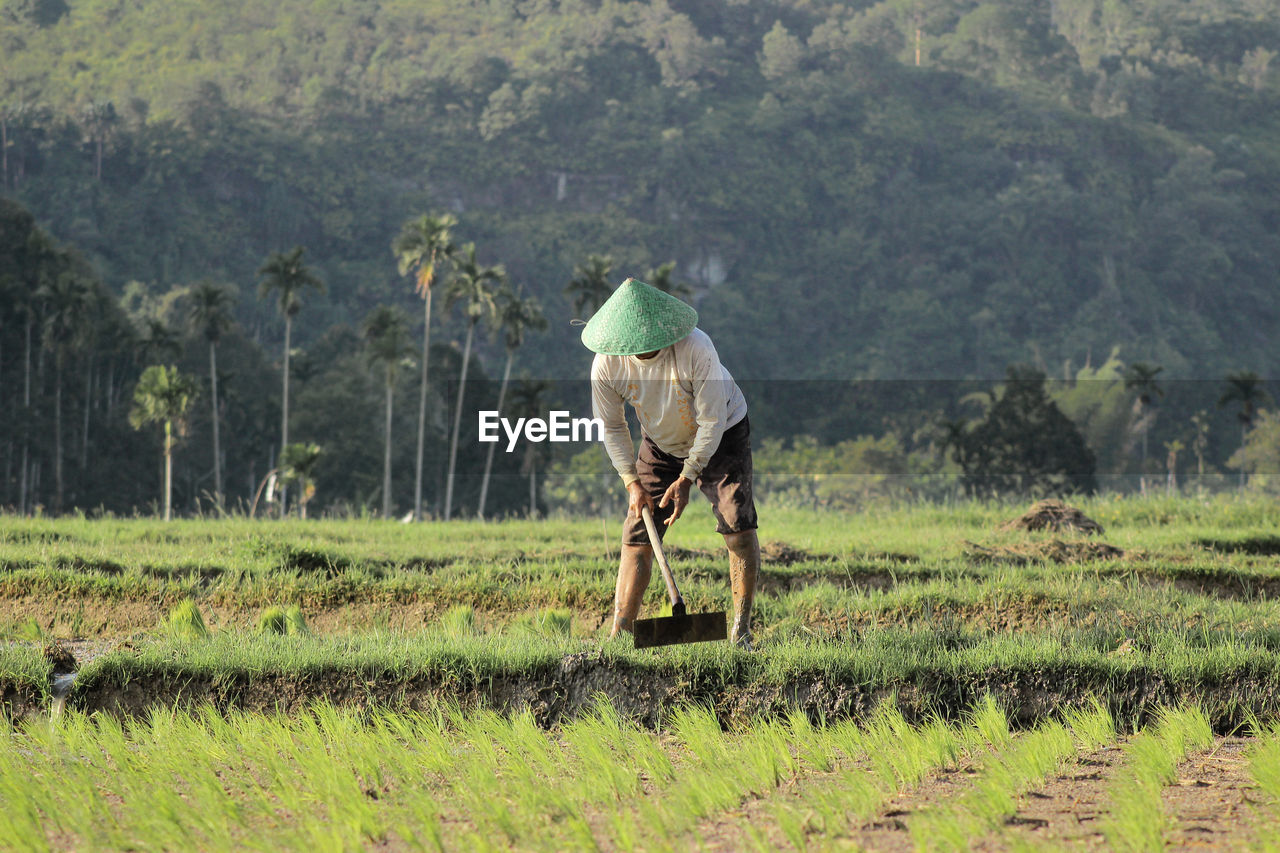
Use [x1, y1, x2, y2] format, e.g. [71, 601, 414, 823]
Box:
[999, 500, 1104, 535]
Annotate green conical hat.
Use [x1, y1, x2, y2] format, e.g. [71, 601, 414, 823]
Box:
[580, 277, 698, 355]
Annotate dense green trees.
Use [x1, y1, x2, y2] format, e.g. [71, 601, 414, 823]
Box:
[948, 367, 1098, 498]
[3, 1, 1280, 513]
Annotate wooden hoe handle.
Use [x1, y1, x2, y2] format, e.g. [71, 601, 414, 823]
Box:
[641, 505, 683, 611]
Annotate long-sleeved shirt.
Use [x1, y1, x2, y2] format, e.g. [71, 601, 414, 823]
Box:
[590, 328, 747, 485]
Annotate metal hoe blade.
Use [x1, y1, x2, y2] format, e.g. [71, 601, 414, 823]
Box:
[632, 505, 728, 648]
[632, 609, 727, 649]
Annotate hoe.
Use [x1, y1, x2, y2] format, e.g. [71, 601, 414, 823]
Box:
[632, 505, 727, 649]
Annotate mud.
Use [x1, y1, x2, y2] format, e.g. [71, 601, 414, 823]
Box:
[0, 680, 46, 721]
[42, 640, 77, 671]
[51, 657, 1280, 733]
[999, 500, 1105, 535]
[1196, 535, 1280, 556]
[963, 539, 1125, 564]
[1110, 565, 1280, 600]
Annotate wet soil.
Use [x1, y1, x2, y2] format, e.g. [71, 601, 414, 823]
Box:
[0, 680, 46, 720]
[1196, 536, 1280, 556]
[0, 595, 615, 642]
[963, 539, 1126, 565]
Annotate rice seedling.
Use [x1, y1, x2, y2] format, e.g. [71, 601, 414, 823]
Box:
[257, 605, 287, 634]
[160, 598, 209, 639]
[438, 603, 479, 638]
[1251, 721, 1280, 803]
[1100, 705, 1214, 852]
[284, 604, 309, 635]
[510, 607, 574, 637]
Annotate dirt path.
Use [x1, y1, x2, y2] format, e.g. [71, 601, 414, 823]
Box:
[1163, 738, 1268, 851]
[974, 741, 1129, 851]
[686, 740, 994, 852]
[846, 758, 987, 853]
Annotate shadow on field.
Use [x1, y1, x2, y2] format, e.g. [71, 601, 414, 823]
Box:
[1196, 536, 1280, 556]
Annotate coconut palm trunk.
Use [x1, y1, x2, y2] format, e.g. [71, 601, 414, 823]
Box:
[477, 351, 513, 519]
[81, 355, 92, 470]
[414, 288, 432, 520]
[528, 457, 537, 518]
[444, 320, 475, 521]
[209, 340, 222, 504]
[383, 362, 395, 520]
[279, 314, 291, 516]
[163, 419, 173, 521]
[53, 357, 63, 512]
[19, 317, 30, 514]
[1239, 422, 1248, 491]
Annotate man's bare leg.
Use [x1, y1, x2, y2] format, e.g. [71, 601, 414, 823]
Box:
[723, 529, 759, 647]
[610, 544, 653, 637]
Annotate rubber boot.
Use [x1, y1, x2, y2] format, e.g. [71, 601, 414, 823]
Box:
[723, 530, 759, 648]
[610, 544, 653, 637]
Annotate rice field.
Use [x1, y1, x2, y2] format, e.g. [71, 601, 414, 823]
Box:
[3, 494, 1280, 849]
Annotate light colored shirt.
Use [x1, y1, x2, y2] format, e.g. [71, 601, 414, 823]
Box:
[590, 328, 747, 485]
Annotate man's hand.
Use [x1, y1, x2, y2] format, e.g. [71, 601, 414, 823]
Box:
[659, 477, 693, 526]
[627, 481, 655, 520]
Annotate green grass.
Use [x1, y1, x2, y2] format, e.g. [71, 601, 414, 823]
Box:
[0, 643, 52, 698]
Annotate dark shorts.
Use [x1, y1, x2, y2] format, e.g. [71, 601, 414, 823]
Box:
[623, 416, 758, 545]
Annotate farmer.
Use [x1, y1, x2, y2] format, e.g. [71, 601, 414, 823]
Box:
[580, 277, 759, 648]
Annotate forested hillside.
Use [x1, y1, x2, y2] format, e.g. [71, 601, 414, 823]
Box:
[2, 0, 1279, 514]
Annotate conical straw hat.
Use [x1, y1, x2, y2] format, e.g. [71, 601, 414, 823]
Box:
[580, 277, 698, 355]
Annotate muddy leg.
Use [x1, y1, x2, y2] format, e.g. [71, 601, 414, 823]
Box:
[610, 544, 653, 637]
[723, 529, 759, 647]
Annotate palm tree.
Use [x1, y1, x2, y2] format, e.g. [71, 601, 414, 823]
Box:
[1219, 371, 1272, 490]
[1123, 361, 1163, 490]
[36, 270, 94, 512]
[279, 442, 323, 520]
[393, 211, 457, 521]
[135, 317, 182, 366]
[187, 281, 235, 507]
[129, 365, 198, 521]
[362, 305, 414, 519]
[509, 380, 551, 517]
[442, 243, 502, 520]
[477, 286, 547, 519]
[564, 254, 614, 318]
[645, 261, 694, 300]
[258, 247, 324, 515]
